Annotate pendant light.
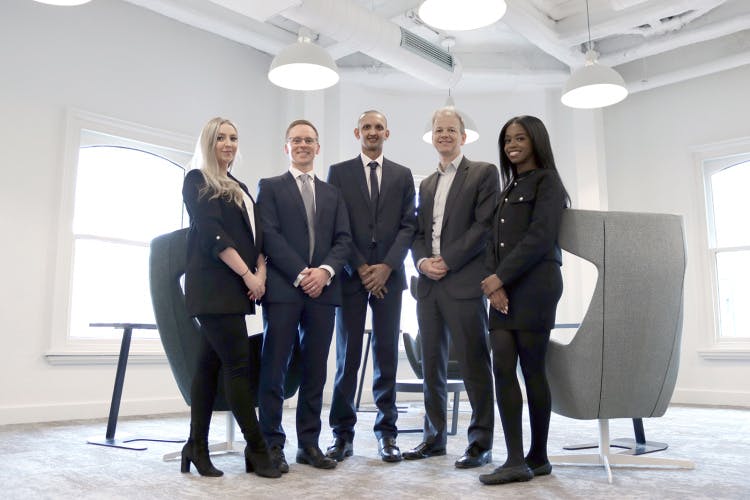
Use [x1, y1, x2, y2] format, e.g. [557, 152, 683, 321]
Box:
[422, 94, 479, 145]
[32, 0, 92, 4]
[561, 0, 628, 109]
[268, 28, 340, 91]
[418, 0, 507, 31]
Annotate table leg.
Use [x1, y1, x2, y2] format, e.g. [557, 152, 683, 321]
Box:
[87, 325, 183, 450]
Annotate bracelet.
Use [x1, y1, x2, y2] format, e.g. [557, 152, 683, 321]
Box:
[239, 268, 250, 277]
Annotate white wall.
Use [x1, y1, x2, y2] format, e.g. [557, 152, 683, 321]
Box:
[603, 65, 750, 406]
[0, 0, 283, 424]
[2, 0, 747, 426]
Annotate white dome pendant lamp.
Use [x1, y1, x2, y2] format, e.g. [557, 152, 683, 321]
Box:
[561, 0, 628, 109]
[268, 28, 340, 91]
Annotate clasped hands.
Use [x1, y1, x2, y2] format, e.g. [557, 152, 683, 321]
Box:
[358, 263, 392, 299]
[418, 256, 448, 281]
[481, 274, 509, 315]
[243, 271, 266, 302]
[300, 267, 331, 299]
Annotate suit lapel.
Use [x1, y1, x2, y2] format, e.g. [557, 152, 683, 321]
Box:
[378, 159, 394, 212]
[420, 173, 438, 244]
[351, 157, 371, 205]
[229, 172, 256, 246]
[442, 157, 469, 229]
[282, 171, 310, 229]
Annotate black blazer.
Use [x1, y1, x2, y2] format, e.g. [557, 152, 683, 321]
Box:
[486, 168, 567, 330]
[182, 169, 263, 316]
[256, 171, 351, 306]
[327, 156, 417, 293]
[488, 168, 565, 285]
[412, 157, 499, 300]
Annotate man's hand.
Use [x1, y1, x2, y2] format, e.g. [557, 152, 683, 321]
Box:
[481, 274, 502, 297]
[300, 267, 330, 298]
[362, 263, 392, 298]
[419, 256, 448, 281]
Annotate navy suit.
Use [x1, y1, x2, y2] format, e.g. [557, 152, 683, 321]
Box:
[326, 156, 416, 441]
[411, 156, 498, 450]
[257, 171, 351, 449]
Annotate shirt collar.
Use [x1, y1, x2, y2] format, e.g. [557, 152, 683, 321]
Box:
[438, 153, 463, 175]
[360, 153, 384, 168]
[289, 165, 315, 180]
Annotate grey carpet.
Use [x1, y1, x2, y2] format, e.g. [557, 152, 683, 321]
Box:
[2, 404, 748, 499]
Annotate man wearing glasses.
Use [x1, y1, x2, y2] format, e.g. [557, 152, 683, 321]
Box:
[257, 119, 351, 472]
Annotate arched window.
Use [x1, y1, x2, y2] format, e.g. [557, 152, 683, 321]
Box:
[48, 111, 193, 361]
[69, 145, 186, 341]
[703, 157, 750, 340]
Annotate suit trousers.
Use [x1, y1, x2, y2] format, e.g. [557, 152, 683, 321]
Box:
[329, 285, 402, 441]
[416, 282, 494, 450]
[259, 300, 335, 449]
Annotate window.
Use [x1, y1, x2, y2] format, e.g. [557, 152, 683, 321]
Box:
[48, 111, 193, 361]
[400, 175, 425, 341]
[703, 155, 750, 341]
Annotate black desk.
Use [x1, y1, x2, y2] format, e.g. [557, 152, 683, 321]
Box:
[86, 323, 183, 450]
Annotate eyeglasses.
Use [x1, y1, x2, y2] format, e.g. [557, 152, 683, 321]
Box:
[287, 137, 318, 145]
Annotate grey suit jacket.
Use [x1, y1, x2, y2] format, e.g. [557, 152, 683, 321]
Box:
[412, 156, 499, 300]
[327, 156, 416, 293]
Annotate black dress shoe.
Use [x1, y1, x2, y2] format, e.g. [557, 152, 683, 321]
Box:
[378, 437, 402, 463]
[526, 460, 552, 476]
[296, 446, 338, 469]
[455, 444, 492, 469]
[402, 441, 446, 460]
[269, 445, 289, 474]
[325, 437, 353, 462]
[479, 464, 534, 485]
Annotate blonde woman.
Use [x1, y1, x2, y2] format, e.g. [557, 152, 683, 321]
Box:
[181, 117, 277, 478]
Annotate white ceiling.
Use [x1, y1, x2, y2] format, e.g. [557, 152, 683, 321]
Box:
[123, 0, 750, 95]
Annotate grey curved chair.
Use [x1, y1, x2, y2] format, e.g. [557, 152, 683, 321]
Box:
[149, 228, 300, 460]
[547, 209, 694, 482]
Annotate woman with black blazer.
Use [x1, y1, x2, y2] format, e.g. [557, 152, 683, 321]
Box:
[479, 115, 570, 485]
[181, 117, 278, 478]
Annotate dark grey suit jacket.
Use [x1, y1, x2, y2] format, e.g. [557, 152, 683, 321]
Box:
[327, 156, 416, 293]
[412, 156, 499, 300]
[256, 171, 351, 306]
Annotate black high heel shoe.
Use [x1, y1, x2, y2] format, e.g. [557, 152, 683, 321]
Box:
[181, 439, 223, 477]
[245, 445, 281, 478]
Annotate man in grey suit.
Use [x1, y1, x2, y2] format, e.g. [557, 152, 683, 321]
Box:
[326, 110, 416, 463]
[403, 108, 498, 469]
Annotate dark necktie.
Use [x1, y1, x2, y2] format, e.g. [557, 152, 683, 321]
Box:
[368, 161, 379, 202]
[368, 161, 379, 245]
[299, 174, 315, 261]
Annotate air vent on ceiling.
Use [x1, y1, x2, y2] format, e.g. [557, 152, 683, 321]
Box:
[399, 27, 454, 71]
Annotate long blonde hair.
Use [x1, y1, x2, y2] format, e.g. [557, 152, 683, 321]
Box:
[191, 117, 244, 207]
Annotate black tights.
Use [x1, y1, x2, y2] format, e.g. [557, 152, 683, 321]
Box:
[489, 328, 551, 468]
[191, 314, 264, 450]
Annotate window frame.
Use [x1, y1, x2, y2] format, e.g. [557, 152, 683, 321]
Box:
[692, 136, 750, 360]
[46, 110, 193, 364]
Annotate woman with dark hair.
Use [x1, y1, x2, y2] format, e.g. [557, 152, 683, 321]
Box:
[181, 117, 279, 478]
[479, 115, 570, 485]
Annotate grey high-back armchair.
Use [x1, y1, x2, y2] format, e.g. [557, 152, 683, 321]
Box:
[547, 209, 694, 482]
[149, 228, 300, 460]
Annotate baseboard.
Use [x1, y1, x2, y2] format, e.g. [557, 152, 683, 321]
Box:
[671, 388, 750, 408]
[0, 397, 188, 425]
